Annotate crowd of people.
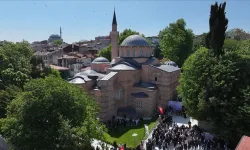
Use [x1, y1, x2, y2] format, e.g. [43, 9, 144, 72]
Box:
[144, 111, 231, 150]
[105, 116, 142, 129]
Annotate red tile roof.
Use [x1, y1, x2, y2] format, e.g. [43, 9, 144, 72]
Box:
[236, 135, 250, 150]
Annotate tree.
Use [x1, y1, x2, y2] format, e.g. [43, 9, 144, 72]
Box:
[205, 2, 228, 57]
[98, 45, 111, 61]
[0, 85, 21, 118]
[53, 39, 63, 45]
[223, 38, 240, 52]
[159, 19, 194, 67]
[153, 44, 163, 59]
[118, 29, 140, 45]
[177, 2, 250, 147]
[0, 41, 33, 89]
[30, 55, 61, 79]
[177, 47, 250, 147]
[0, 76, 106, 150]
[193, 33, 208, 52]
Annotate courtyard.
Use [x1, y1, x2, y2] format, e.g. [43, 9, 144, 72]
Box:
[103, 116, 158, 148]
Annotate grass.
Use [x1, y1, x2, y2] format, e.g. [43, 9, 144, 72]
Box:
[103, 116, 158, 148]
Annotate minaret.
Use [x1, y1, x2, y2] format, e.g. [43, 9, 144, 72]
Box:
[110, 8, 119, 60]
[60, 27, 62, 39]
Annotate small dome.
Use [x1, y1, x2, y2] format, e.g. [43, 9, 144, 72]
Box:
[121, 35, 150, 46]
[165, 61, 178, 67]
[92, 57, 110, 63]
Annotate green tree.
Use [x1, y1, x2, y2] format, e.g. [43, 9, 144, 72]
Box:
[193, 33, 207, 52]
[223, 38, 240, 52]
[118, 29, 140, 45]
[0, 76, 106, 150]
[30, 56, 61, 79]
[98, 45, 111, 61]
[177, 47, 250, 147]
[153, 44, 163, 59]
[205, 2, 228, 57]
[0, 41, 33, 89]
[159, 19, 194, 67]
[177, 1, 250, 147]
[0, 85, 21, 118]
[53, 39, 63, 45]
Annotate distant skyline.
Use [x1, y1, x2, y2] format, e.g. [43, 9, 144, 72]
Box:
[0, 0, 250, 43]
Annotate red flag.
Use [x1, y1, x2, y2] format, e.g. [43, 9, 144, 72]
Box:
[158, 106, 164, 114]
[120, 146, 124, 150]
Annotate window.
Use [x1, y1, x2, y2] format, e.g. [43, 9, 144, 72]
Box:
[140, 49, 143, 56]
[115, 88, 124, 100]
[155, 77, 157, 81]
[133, 49, 136, 57]
[136, 101, 142, 108]
[145, 50, 148, 56]
[127, 49, 130, 57]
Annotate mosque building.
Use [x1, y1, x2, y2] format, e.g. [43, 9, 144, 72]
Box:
[68, 10, 180, 121]
[48, 27, 63, 44]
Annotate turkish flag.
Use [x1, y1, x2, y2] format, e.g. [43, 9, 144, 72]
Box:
[158, 106, 164, 114]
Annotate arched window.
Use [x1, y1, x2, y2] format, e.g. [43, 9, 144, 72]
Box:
[133, 49, 136, 57]
[140, 49, 143, 56]
[127, 49, 130, 57]
[145, 50, 148, 57]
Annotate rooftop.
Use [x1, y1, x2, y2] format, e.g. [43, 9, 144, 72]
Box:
[236, 135, 250, 150]
[150, 64, 180, 72]
[100, 72, 118, 81]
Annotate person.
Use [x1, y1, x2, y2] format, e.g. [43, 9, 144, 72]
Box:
[188, 120, 191, 129]
[96, 146, 100, 150]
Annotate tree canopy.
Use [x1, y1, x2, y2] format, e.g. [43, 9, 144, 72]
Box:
[177, 2, 250, 147]
[153, 44, 163, 59]
[98, 45, 111, 61]
[193, 33, 207, 52]
[53, 39, 63, 45]
[118, 29, 140, 45]
[205, 2, 228, 57]
[0, 41, 33, 89]
[159, 18, 194, 67]
[0, 41, 61, 119]
[0, 76, 106, 150]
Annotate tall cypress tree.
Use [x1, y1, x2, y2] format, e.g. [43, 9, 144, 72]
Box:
[205, 2, 228, 57]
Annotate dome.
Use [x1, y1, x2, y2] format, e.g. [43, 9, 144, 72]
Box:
[121, 35, 150, 46]
[49, 34, 61, 38]
[92, 57, 110, 63]
[165, 61, 178, 67]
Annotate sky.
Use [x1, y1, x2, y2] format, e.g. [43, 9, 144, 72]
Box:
[0, 0, 250, 43]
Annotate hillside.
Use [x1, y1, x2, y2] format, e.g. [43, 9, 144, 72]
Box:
[226, 28, 250, 40]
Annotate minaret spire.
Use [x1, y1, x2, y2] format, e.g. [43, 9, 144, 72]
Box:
[112, 7, 117, 25]
[60, 27, 62, 38]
